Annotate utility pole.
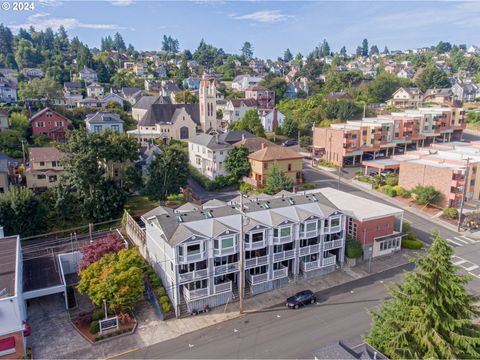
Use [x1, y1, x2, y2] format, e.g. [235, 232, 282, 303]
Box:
[238, 192, 245, 315]
[458, 157, 470, 232]
[21, 139, 26, 165]
[337, 166, 341, 190]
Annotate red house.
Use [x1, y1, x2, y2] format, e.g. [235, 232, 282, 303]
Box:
[29, 108, 70, 141]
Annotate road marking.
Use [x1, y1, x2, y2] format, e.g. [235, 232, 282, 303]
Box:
[453, 259, 468, 265]
[465, 265, 479, 271]
[446, 238, 463, 246]
[469, 272, 480, 280]
[459, 236, 478, 243]
[104, 348, 139, 360]
[454, 237, 469, 244]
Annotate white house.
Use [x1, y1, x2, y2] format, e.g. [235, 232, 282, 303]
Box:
[0, 77, 17, 103]
[232, 75, 262, 91]
[86, 83, 104, 98]
[223, 98, 257, 124]
[79, 66, 97, 84]
[259, 109, 285, 133]
[85, 112, 124, 133]
[188, 133, 232, 180]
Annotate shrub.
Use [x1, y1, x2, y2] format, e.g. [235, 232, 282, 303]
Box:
[401, 238, 423, 249]
[382, 185, 397, 197]
[355, 169, 363, 176]
[412, 185, 442, 205]
[92, 309, 105, 322]
[89, 321, 100, 334]
[160, 295, 170, 304]
[162, 302, 172, 313]
[296, 183, 315, 191]
[239, 182, 253, 193]
[345, 239, 363, 258]
[402, 221, 411, 233]
[384, 175, 399, 187]
[318, 159, 339, 168]
[393, 186, 411, 198]
[157, 287, 166, 296]
[356, 176, 373, 184]
[406, 231, 417, 240]
[443, 207, 459, 219]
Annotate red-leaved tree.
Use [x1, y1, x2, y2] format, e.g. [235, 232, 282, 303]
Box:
[79, 233, 125, 271]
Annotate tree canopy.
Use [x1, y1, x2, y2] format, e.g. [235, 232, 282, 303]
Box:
[229, 109, 265, 137]
[263, 162, 293, 195]
[225, 145, 251, 179]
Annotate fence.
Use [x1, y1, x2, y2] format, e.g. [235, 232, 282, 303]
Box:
[124, 210, 147, 257]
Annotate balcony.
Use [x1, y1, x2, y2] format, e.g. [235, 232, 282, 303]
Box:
[325, 225, 341, 234]
[245, 255, 269, 269]
[323, 255, 336, 267]
[272, 266, 289, 280]
[272, 234, 293, 245]
[214, 262, 239, 276]
[301, 259, 322, 272]
[213, 244, 239, 257]
[301, 229, 318, 239]
[246, 272, 269, 285]
[299, 243, 321, 256]
[178, 250, 207, 264]
[178, 268, 208, 283]
[324, 239, 343, 250]
[273, 249, 295, 262]
[214, 281, 233, 294]
[245, 239, 267, 251]
[183, 286, 209, 302]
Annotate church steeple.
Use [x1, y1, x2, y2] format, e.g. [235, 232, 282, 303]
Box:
[199, 74, 217, 132]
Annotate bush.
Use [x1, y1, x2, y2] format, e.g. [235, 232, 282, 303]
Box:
[406, 231, 417, 240]
[92, 309, 105, 322]
[443, 207, 459, 219]
[239, 182, 253, 193]
[318, 159, 339, 168]
[412, 185, 442, 205]
[402, 221, 411, 233]
[384, 175, 398, 187]
[393, 185, 411, 198]
[382, 185, 397, 197]
[296, 183, 315, 191]
[162, 302, 172, 313]
[355, 169, 363, 176]
[159, 295, 170, 304]
[89, 321, 100, 334]
[401, 238, 423, 249]
[356, 176, 373, 184]
[157, 287, 166, 296]
[345, 239, 363, 258]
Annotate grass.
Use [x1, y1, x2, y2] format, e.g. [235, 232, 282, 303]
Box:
[125, 195, 159, 214]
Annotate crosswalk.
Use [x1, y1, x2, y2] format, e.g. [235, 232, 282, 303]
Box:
[452, 255, 480, 280]
[445, 235, 480, 247]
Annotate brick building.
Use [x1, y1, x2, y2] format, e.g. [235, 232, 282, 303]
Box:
[245, 86, 275, 109]
[29, 108, 70, 142]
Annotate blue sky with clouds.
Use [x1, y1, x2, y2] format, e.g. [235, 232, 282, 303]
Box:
[1, 1, 480, 58]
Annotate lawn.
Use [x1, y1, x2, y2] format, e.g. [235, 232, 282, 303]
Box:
[125, 195, 160, 215]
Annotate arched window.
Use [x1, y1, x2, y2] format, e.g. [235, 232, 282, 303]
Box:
[180, 126, 189, 139]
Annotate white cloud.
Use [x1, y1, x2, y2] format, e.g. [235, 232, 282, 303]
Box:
[9, 13, 127, 31]
[38, 0, 64, 7]
[232, 10, 293, 24]
[109, 0, 135, 6]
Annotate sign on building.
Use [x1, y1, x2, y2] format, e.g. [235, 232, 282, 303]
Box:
[99, 316, 118, 334]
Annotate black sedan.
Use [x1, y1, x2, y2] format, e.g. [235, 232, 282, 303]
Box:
[281, 139, 297, 147]
[286, 290, 317, 309]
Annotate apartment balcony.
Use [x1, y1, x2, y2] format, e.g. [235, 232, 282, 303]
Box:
[272, 234, 293, 245]
[245, 255, 269, 269]
[300, 229, 319, 239]
[324, 239, 344, 250]
[214, 281, 233, 294]
[273, 249, 295, 262]
[178, 250, 207, 264]
[213, 244, 239, 257]
[299, 243, 321, 256]
[324, 255, 336, 267]
[183, 286, 209, 302]
[325, 225, 341, 234]
[272, 265, 289, 280]
[301, 259, 322, 272]
[245, 239, 267, 251]
[178, 268, 208, 283]
[246, 272, 269, 285]
[214, 262, 239, 276]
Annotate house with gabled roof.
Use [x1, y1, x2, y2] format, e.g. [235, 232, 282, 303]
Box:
[79, 66, 97, 84]
[387, 87, 424, 109]
[85, 112, 124, 133]
[187, 133, 232, 179]
[29, 108, 70, 142]
[223, 98, 257, 123]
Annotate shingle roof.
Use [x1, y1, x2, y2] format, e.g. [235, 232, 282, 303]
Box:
[133, 96, 172, 110]
[188, 134, 232, 150]
[29, 108, 70, 123]
[122, 87, 142, 97]
[64, 82, 81, 90]
[29, 147, 65, 162]
[140, 104, 200, 126]
[219, 130, 256, 144]
[248, 144, 303, 162]
[229, 98, 258, 108]
[85, 112, 123, 124]
[233, 137, 275, 153]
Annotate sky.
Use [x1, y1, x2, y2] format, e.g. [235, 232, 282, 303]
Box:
[1, 1, 480, 58]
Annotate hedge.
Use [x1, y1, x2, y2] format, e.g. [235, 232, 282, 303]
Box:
[345, 239, 363, 258]
[443, 207, 459, 219]
[401, 238, 423, 249]
[382, 185, 396, 197]
[89, 321, 100, 334]
[189, 166, 237, 191]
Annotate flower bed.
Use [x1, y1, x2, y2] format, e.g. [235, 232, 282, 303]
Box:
[144, 265, 175, 320]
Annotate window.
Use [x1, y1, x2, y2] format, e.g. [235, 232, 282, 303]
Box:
[93, 125, 102, 132]
[52, 161, 57, 167]
[48, 175, 57, 183]
[263, 163, 268, 170]
[36, 121, 45, 127]
[280, 227, 291, 237]
[251, 232, 264, 243]
[187, 244, 200, 255]
[330, 218, 340, 227]
[178, 247, 183, 256]
[306, 222, 316, 232]
[376, 224, 381, 231]
[111, 125, 120, 132]
[288, 163, 292, 171]
[39, 161, 45, 166]
[222, 237, 234, 249]
[37, 175, 46, 180]
[55, 121, 63, 127]
[386, 223, 390, 230]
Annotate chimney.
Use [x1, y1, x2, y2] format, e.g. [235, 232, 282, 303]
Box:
[261, 142, 266, 150]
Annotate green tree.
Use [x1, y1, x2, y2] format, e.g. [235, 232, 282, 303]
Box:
[0, 24, 14, 55]
[369, 45, 379, 55]
[174, 90, 198, 104]
[144, 146, 189, 201]
[113, 32, 126, 51]
[366, 71, 411, 103]
[225, 145, 251, 179]
[14, 38, 42, 68]
[339, 46, 347, 58]
[365, 232, 480, 359]
[229, 109, 265, 137]
[263, 162, 293, 195]
[415, 66, 450, 92]
[0, 130, 23, 158]
[241, 41, 253, 60]
[0, 186, 45, 236]
[281, 116, 298, 138]
[9, 113, 29, 137]
[259, 74, 288, 101]
[283, 48, 293, 62]
[383, 46, 390, 55]
[412, 185, 442, 205]
[77, 247, 145, 309]
[18, 77, 62, 101]
[176, 57, 190, 83]
[361, 38, 369, 57]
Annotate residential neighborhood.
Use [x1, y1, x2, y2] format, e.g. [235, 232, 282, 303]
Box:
[2, 1, 480, 359]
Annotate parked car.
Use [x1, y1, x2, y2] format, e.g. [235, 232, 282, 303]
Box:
[363, 154, 374, 161]
[282, 139, 297, 147]
[286, 290, 317, 309]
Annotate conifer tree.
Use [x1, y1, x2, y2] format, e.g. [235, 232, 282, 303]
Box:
[365, 232, 480, 359]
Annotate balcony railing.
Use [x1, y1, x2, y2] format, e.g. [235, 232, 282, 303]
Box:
[299, 243, 320, 256]
[326, 225, 341, 234]
[245, 255, 268, 269]
[183, 286, 209, 302]
[301, 259, 322, 272]
[323, 255, 336, 267]
[272, 266, 288, 280]
[273, 249, 295, 262]
[324, 239, 343, 250]
[214, 262, 239, 275]
[301, 229, 318, 239]
[245, 239, 267, 251]
[272, 234, 293, 245]
[178, 250, 207, 264]
[213, 244, 239, 257]
[246, 272, 269, 285]
[214, 281, 232, 294]
[178, 268, 208, 283]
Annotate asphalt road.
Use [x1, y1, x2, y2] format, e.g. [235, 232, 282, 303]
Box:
[123, 263, 414, 359]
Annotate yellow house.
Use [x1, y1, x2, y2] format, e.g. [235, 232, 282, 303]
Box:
[246, 143, 304, 188]
[26, 147, 65, 190]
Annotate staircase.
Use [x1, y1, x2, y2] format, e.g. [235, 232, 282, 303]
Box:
[231, 284, 251, 301]
[178, 296, 189, 317]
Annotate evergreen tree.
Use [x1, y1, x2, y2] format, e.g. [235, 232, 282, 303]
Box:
[340, 46, 347, 58]
[241, 41, 253, 60]
[361, 38, 369, 57]
[263, 163, 293, 195]
[113, 32, 126, 51]
[176, 57, 190, 83]
[369, 45, 379, 55]
[295, 52, 303, 61]
[225, 145, 251, 179]
[55, 25, 69, 52]
[283, 48, 293, 62]
[415, 65, 450, 92]
[383, 46, 390, 55]
[319, 39, 330, 57]
[356, 46, 363, 57]
[366, 232, 480, 359]
[0, 24, 14, 55]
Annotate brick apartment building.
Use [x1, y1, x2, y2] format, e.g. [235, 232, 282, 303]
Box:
[313, 107, 466, 167]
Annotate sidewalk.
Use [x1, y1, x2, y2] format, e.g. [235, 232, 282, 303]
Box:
[37, 250, 415, 359]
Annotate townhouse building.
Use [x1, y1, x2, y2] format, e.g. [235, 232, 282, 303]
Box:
[188, 134, 232, 179]
[313, 107, 466, 167]
[25, 147, 65, 191]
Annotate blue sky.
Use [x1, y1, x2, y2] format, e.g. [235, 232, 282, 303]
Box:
[1, 1, 480, 58]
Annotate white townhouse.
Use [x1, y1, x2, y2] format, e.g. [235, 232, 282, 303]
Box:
[258, 108, 285, 133]
[188, 133, 232, 180]
[142, 191, 347, 317]
[85, 112, 124, 133]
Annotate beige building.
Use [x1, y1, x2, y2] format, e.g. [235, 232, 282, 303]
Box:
[387, 87, 424, 109]
[26, 147, 65, 190]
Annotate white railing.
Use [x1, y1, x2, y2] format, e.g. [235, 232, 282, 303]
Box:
[178, 250, 206, 264]
[301, 259, 321, 272]
[245, 255, 268, 269]
[272, 266, 288, 280]
[183, 286, 209, 302]
[245, 239, 267, 251]
[214, 281, 232, 294]
[299, 243, 320, 256]
[323, 255, 336, 267]
[214, 262, 239, 275]
[246, 272, 269, 285]
[272, 235, 293, 245]
[301, 230, 318, 239]
[178, 268, 208, 283]
[324, 239, 343, 250]
[213, 245, 239, 257]
[327, 225, 342, 234]
[273, 249, 295, 262]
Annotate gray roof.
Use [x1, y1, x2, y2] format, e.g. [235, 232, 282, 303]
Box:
[188, 134, 232, 150]
[133, 96, 172, 110]
[313, 341, 387, 360]
[139, 104, 200, 126]
[64, 82, 81, 90]
[122, 87, 142, 97]
[218, 130, 256, 144]
[0, 236, 19, 297]
[85, 112, 123, 124]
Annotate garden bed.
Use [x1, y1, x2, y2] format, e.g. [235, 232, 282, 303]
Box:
[144, 266, 175, 320]
[71, 311, 137, 343]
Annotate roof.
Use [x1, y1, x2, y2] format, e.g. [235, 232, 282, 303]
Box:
[140, 104, 200, 126]
[133, 96, 172, 110]
[64, 82, 81, 89]
[313, 341, 387, 360]
[229, 98, 258, 108]
[175, 202, 199, 213]
[248, 144, 303, 162]
[79, 67, 96, 74]
[202, 199, 227, 209]
[245, 85, 267, 91]
[122, 87, 142, 97]
[325, 92, 353, 100]
[28, 147, 65, 162]
[85, 112, 123, 124]
[29, 108, 70, 123]
[0, 236, 19, 298]
[188, 133, 232, 150]
[219, 130, 256, 144]
[233, 137, 276, 153]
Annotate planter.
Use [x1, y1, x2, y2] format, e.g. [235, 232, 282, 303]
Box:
[345, 256, 362, 267]
[71, 312, 137, 344]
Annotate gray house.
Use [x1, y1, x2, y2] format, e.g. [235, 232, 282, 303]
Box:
[85, 112, 124, 133]
[451, 81, 479, 102]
